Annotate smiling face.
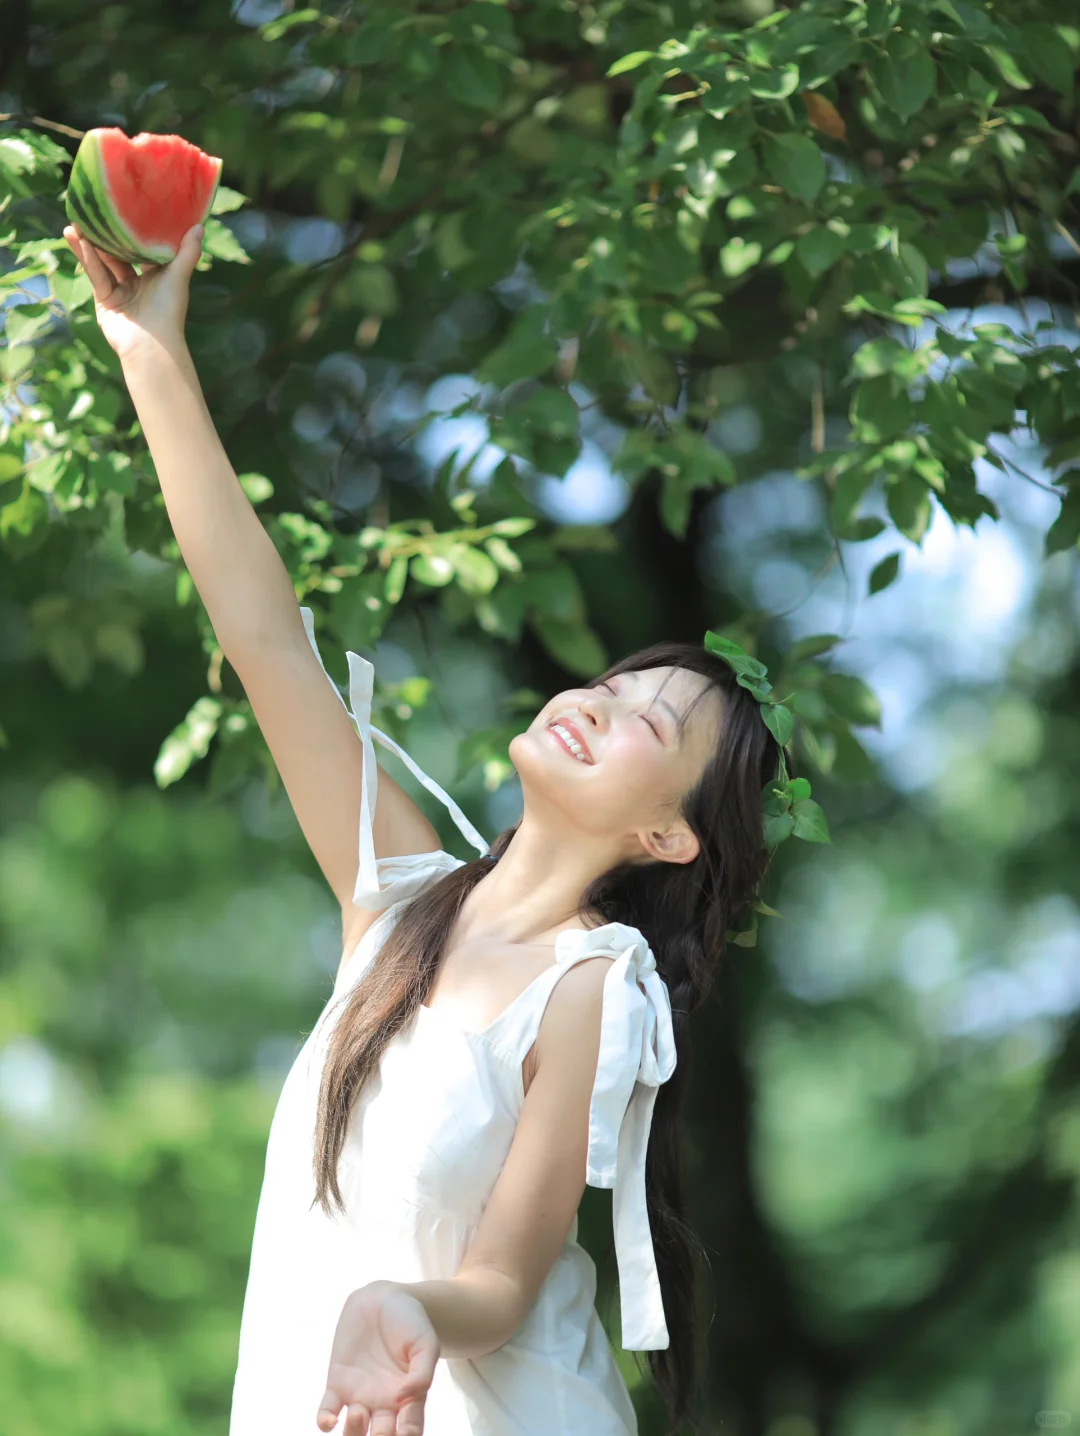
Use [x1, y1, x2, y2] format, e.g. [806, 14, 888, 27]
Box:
[509, 664, 726, 868]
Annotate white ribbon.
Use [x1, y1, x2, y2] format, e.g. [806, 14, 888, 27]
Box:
[299, 608, 489, 908]
[556, 922, 678, 1350]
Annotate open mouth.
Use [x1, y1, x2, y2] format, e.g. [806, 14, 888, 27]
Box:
[548, 722, 591, 763]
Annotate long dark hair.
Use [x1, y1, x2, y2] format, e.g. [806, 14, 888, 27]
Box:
[312, 641, 784, 1432]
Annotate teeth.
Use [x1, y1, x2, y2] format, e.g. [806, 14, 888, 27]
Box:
[551, 723, 587, 762]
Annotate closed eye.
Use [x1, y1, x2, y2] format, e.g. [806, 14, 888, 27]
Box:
[599, 679, 660, 738]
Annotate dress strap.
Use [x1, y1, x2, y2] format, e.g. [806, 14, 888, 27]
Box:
[299, 607, 490, 909]
[510, 922, 677, 1350]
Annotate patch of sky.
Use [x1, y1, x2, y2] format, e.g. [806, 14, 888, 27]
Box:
[228, 209, 274, 257]
[418, 373, 630, 522]
[534, 441, 631, 525]
[231, 0, 286, 24]
[278, 67, 338, 105]
[0, 1036, 87, 1135]
[1, 268, 47, 320]
[897, 910, 962, 993]
[282, 216, 344, 266]
[708, 403, 762, 456]
[773, 852, 1080, 1039]
[940, 895, 1080, 1040]
[770, 855, 891, 1002]
[780, 461, 1068, 793]
[491, 260, 546, 311]
[417, 384, 505, 489]
[316, 351, 368, 401]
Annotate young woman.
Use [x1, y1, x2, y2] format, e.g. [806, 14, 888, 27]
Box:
[63, 222, 782, 1436]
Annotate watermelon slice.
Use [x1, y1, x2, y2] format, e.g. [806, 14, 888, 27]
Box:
[64, 128, 223, 267]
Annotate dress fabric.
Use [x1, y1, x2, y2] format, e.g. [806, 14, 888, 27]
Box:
[228, 609, 677, 1436]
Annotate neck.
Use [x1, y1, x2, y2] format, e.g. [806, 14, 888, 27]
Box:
[454, 816, 622, 946]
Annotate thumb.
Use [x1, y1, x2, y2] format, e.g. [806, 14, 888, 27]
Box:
[174, 223, 205, 274]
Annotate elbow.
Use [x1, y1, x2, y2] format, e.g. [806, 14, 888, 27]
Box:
[457, 1265, 530, 1356]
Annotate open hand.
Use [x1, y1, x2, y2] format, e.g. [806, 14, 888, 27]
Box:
[317, 1280, 440, 1436]
[61, 223, 204, 364]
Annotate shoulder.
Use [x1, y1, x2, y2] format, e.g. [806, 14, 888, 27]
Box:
[534, 955, 611, 1070]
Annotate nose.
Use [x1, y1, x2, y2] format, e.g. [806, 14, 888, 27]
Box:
[578, 693, 603, 726]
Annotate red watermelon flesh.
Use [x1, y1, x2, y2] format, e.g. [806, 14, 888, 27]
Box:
[65, 129, 223, 266]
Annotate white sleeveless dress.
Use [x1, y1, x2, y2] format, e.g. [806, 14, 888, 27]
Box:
[228, 609, 677, 1436]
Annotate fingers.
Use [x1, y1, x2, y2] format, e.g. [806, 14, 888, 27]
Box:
[344, 1401, 371, 1435]
[63, 226, 123, 302]
[96, 247, 138, 286]
[396, 1396, 426, 1435]
[317, 1386, 345, 1431]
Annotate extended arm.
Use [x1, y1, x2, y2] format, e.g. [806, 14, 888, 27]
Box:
[121, 343, 440, 939]
[122, 342, 304, 654]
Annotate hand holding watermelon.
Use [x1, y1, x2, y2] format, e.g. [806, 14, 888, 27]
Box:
[61, 128, 223, 363]
[63, 222, 206, 363]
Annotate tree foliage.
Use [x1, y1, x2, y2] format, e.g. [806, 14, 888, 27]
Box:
[1, 0, 1076, 800]
[2, 1, 1080, 1432]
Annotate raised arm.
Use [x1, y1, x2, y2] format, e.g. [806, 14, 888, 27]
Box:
[64, 225, 441, 945]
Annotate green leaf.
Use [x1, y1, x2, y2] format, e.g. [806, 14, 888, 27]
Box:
[865, 0, 900, 37]
[1046, 490, 1080, 556]
[384, 554, 409, 603]
[5, 305, 53, 346]
[442, 48, 503, 110]
[719, 237, 762, 278]
[748, 65, 799, 100]
[660, 471, 693, 539]
[449, 544, 500, 595]
[532, 615, 607, 676]
[489, 517, 536, 537]
[763, 701, 794, 747]
[840, 516, 888, 542]
[789, 633, 843, 661]
[764, 811, 795, 845]
[704, 633, 771, 694]
[886, 474, 932, 543]
[791, 798, 831, 843]
[873, 36, 936, 119]
[869, 551, 902, 594]
[1021, 24, 1075, 95]
[607, 51, 654, 77]
[831, 728, 877, 783]
[795, 226, 846, 278]
[154, 696, 223, 788]
[483, 536, 521, 572]
[762, 133, 826, 203]
[753, 898, 786, 919]
[410, 553, 455, 586]
[210, 185, 249, 215]
[986, 46, 1031, 90]
[198, 217, 252, 267]
[477, 306, 558, 386]
[237, 472, 274, 505]
[821, 673, 882, 727]
[51, 268, 93, 311]
[851, 376, 912, 443]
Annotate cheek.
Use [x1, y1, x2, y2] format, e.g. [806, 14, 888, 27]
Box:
[595, 730, 680, 809]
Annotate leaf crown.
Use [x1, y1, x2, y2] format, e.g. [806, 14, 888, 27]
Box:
[703, 629, 830, 853]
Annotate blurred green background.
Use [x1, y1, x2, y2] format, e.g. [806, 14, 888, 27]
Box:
[3, 1, 1080, 1434]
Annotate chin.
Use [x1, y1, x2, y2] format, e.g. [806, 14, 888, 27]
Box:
[510, 728, 586, 794]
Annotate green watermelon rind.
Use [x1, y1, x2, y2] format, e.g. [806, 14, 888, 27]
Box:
[64, 130, 223, 267]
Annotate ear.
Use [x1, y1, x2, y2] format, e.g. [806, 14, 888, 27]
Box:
[639, 820, 700, 867]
